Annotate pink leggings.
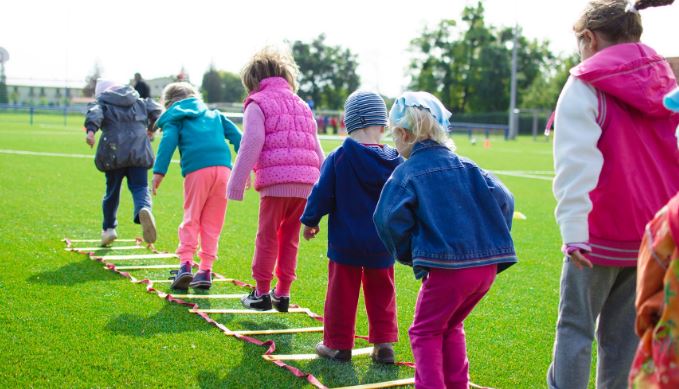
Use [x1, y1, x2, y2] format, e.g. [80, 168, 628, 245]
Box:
[252, 196, 306, 296]
[409, 265, 496, 389]
[176, 166, 230, 271]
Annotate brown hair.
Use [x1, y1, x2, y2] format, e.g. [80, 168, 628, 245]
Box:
[240, 46, 299, 93]
[161, 82, 199, 108]
[574, 0, 674, 43]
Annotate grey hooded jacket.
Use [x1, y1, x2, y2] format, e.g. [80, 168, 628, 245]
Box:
[84, 85, 162, 172]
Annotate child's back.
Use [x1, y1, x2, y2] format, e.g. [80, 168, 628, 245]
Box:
[302, 137, 402, 266]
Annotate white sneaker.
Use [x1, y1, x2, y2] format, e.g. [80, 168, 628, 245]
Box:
[101, 228, 117, 246]
[138, 208, 157, 243]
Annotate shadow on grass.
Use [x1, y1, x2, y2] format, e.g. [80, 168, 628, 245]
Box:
[27, 258, 116, 285]
[105, 303, 212, 337]
[301, 357, 401, 387]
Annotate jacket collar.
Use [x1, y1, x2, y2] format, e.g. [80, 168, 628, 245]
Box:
[411, 139, 447, 156]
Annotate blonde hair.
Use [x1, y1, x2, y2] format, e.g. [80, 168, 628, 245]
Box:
[162, 82, 199, 108]
[574, 0, 673, 43]
[390, 107, 455, 151]
[241, 46, 299, 93]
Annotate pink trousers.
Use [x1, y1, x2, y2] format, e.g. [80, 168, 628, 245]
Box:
[252, 196, 306, 296]
[176, 166, 230, 271]
[409, 265, 496, 389]
[324, 261, 398, 350]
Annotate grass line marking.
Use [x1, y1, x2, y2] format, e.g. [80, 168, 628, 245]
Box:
[333, 377, 416, 389]
[97, 253, 178, 261]
[67, 245, 144, 251]
[0, 149, 179, 163]
[115, 264, 177, 270]
[191, 308, 310, 314]
[263, 347, 374, 361]
[167, 294, 244, 299]
[65, 238, 138, 243]
[232, 327, 324, 335]
[491, 170, 554, 181]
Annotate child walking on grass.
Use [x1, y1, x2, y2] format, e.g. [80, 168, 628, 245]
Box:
[84, 79, 162, 246]
[152, 82, 242, 290]
[374, 92, 517, 389]
[227, 47, 324, 312]
[300, 91, 403, 364]
[547, 1, 679, 388]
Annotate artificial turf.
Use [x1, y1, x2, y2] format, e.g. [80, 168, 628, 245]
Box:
[0, 112, 583, 388]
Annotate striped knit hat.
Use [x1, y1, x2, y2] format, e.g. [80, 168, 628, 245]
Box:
[344, 90, 388, 133]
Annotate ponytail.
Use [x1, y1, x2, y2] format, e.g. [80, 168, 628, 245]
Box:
[634, 0, 674, 11]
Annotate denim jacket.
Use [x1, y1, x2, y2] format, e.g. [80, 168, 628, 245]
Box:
[373, 140, 517, 278]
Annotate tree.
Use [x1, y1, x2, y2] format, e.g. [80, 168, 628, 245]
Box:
[291, 34, 360, 110]
[201, 65, 245, 103]
[522, 53, 579, 109]
[408, 1, 554, 113]
[82, 62, 103, 98]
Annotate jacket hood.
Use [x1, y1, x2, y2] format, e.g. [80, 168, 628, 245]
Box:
[157, 97, 207, 128]
[571, 43, 677, 118]
[98, 85, 140, 107]
[340, 137, 403, 190]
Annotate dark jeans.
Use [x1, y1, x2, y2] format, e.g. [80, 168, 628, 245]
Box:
[102, 167, 152, 230]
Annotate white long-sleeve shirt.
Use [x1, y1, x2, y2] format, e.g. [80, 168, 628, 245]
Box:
[553, 76, 604, 244]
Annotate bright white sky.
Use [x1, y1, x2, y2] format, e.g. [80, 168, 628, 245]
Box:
[2, 0, 677, 97]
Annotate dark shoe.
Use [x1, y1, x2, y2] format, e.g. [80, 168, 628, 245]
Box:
[169, 263, 193, 290]
[138, 208, 157, 244]
[315, 342, 351, 362]
[270, 289, 289, 312]
[240, 290, 272, 311]
[371, 343, 395, 364]
[189, 270, 212, 290]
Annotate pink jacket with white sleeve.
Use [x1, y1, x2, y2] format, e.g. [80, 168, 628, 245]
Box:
[553, 42, 679, 267]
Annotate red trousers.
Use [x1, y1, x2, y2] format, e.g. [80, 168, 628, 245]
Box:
[323, 261, 399, 350]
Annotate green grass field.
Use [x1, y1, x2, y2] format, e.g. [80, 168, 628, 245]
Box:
[0, 112, 572, 388]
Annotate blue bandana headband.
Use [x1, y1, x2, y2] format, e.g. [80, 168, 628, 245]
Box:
[389, 91, 452, 132]
[665, 87, 679, 149]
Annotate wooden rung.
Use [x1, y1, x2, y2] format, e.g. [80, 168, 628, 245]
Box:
[98, 253, 178, 261]
[191, 308, 309, 314]
[168, 294, 244, 299]
[233, 327, 324, 335]
[148, 278, 238, 284]
[263, 347, 374, 361]
[67, 245, 144, 251]
[114, 264, 177, 270]
[65, 238, 138, 243]
[333, 377, 416, 389]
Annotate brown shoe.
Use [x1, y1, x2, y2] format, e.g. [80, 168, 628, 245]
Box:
[315, 342, 351, 362]
[372, 343, 395, 364]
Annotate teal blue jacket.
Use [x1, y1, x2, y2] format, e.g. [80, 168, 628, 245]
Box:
[153, 98, 242, 177]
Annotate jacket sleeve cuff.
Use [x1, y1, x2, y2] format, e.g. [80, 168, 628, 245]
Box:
[300, 215, 320, 228]
[227, 188, 244, 201]
[559, 217, 589, 244]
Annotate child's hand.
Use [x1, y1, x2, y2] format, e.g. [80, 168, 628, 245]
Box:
[147, 130, 155, 141]
[303, 225, 320, 241]
[569, 250, 593, 270]
[152, 174, 164, 195]
[85, 131, 95, 148]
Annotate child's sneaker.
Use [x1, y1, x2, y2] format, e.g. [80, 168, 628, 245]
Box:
[241, 290, 272, 311]
[371, 343, 395, 364]
[189, 270, 212, 290]
[315, 342, 351, 362]
[270, 289, 289, 312]
[101, 228, 117, 246]
[138, 207, 157, 243]
[169, 262, 193, 290]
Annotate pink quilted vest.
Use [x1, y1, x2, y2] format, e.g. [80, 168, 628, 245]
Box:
[571, 43, 679, 266]
[244, 77, 321, 190]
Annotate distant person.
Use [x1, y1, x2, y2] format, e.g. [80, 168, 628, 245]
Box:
[301, 91, 403, 364]
[548, 1, 679, 388]
[629, 88, 679, 387]
[330, 116, 338, 134]
[306, 95, 315, 111]
[152, 82, 242, 290]
[323, 115, 329, 134]
[374, 91, 516, 389]
[227, 47, 324, 312]
[84, 79, 162, 246]
[133, 73, 150, 99]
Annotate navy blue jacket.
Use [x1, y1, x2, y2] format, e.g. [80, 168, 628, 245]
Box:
[301, 137, 404, 268]
[374, 140, 517, 279]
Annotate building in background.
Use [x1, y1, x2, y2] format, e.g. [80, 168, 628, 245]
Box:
[5, 81, 84, 106]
